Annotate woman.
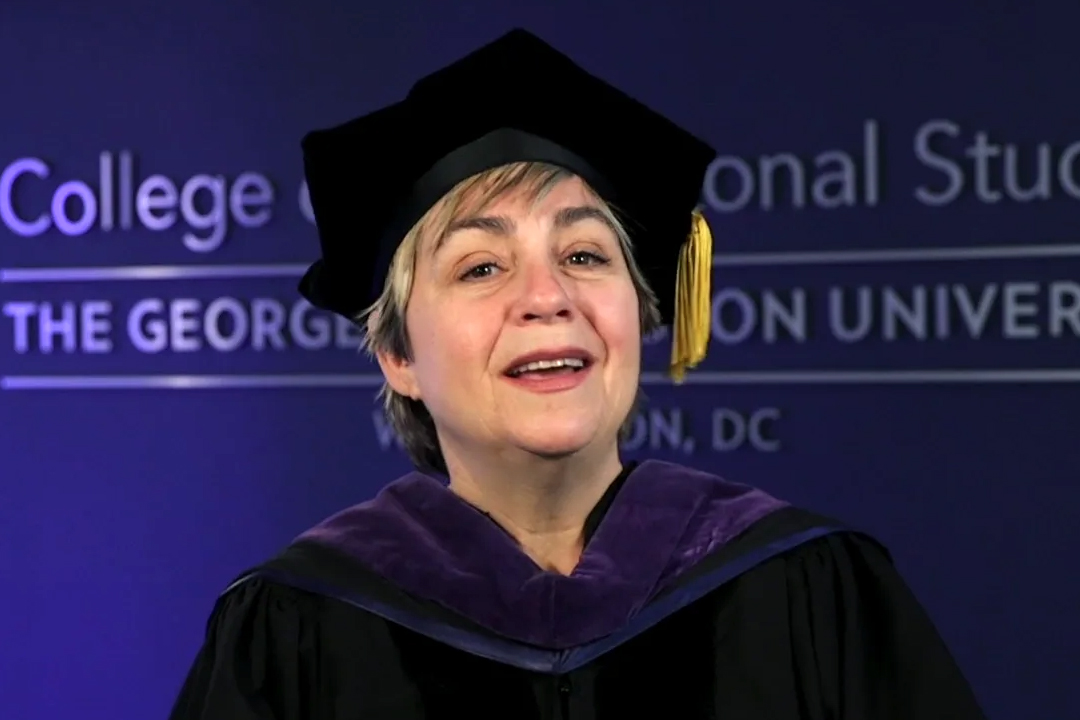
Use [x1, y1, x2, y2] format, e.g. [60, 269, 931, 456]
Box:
[170, 29, 987, 719]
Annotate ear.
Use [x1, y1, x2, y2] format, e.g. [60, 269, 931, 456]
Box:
[375, 347, 421, 400]
[365, 308, 422, 400]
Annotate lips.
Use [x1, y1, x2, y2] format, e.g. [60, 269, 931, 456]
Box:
[503, 348, 594, 377]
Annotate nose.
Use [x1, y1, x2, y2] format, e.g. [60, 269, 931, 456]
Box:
[511, 257, 574, 325]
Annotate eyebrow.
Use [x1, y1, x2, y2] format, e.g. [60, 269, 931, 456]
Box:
[433, 204, 617, 255]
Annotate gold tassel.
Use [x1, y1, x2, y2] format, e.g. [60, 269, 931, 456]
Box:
[669, 208, 712, 383]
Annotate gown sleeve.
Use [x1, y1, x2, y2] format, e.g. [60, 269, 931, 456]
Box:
[167, 578, 325, 720]
[787, 532, 988, 720]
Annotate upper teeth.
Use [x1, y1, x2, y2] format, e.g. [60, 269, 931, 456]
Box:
[510, 358, 585, 375]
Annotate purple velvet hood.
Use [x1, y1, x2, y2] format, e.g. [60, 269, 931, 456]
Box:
[296, 459, 788, 649]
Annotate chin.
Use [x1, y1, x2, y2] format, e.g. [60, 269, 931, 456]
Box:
[506, 421, 603, 458]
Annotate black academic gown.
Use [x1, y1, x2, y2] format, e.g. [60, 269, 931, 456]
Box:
[169, 461, 987, 720]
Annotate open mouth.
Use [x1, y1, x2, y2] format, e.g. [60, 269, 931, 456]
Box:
[504, 357, 591, 379]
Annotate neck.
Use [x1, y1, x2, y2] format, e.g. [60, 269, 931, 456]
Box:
[442, 444, 623, 575]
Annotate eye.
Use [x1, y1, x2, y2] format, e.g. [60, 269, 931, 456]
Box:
[459, 261, 502, 281]
[565, 250, 610, 266]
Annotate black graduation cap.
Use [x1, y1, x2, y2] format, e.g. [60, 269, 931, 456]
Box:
[298, 28, 717, 380]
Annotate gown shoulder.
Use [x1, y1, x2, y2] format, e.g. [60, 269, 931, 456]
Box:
[167, 574, 426, 720]
[168, 507, 987, 720]
[718, 523, 987, 719]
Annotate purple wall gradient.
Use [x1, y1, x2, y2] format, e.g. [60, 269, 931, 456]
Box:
[0, 1, 1076, 719]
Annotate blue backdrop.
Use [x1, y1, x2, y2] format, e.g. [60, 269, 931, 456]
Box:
[1, 2, 1076, 719]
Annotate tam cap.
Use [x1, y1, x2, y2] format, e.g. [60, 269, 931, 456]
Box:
[299, 28, 717, 380]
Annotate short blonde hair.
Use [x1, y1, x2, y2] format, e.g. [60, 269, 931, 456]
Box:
[358, 161, 662, 474]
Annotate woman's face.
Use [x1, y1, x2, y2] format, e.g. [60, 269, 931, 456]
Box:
[380, 175, 641, 463]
